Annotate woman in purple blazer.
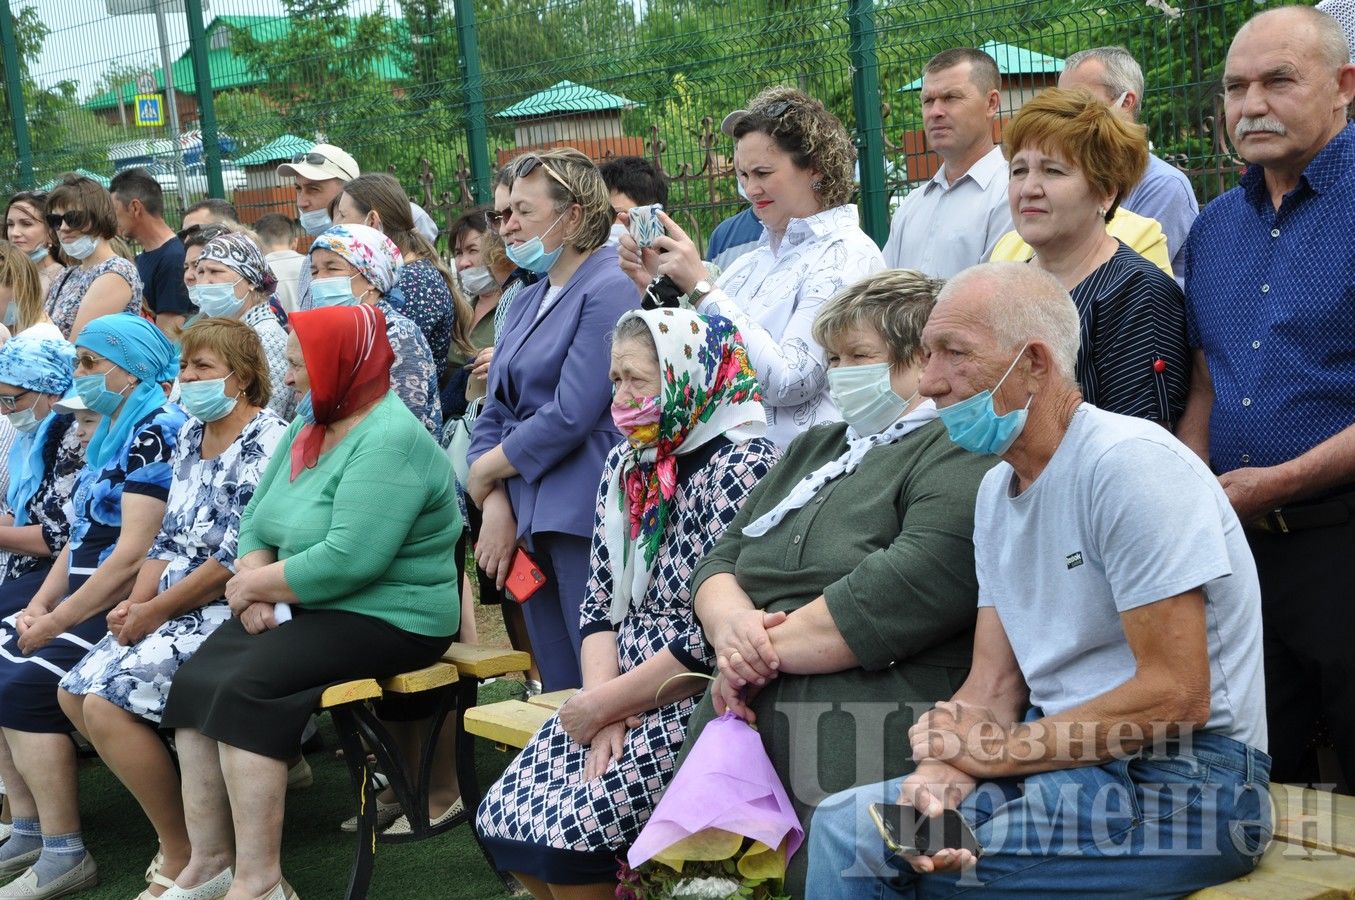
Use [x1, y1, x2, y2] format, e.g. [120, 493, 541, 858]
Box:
[467, 148, 642, 690]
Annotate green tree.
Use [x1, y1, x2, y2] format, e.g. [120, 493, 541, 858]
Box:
[0, 5, 126, 191]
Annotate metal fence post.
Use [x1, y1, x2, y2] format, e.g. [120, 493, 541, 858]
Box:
[0, 0, 33, 189]
[453, 0, 492, 205]
[847, 0, 887, 246]
[184, 0, 224, 198]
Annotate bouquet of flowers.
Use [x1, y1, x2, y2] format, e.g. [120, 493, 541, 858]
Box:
[622, 712, 803, 899]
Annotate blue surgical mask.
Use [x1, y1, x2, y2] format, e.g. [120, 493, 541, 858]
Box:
[936, 345, 1032, 456]
[74, 371, 133, 415]
[299, 208, 331, 237]
[296, 391, 315, 424]
[2, 302, 15, 328]
[5, 405, 40, 434]
[61, 234, 98, 261]
[827, 363, 908, 436]
[503, 212, 567, 275]
[27, 247, 48, 264]
[193, 280, 246, 318]
[310, 275, 359, 307]
[179, 374, 239, 423]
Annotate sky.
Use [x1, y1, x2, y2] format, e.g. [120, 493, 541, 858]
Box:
[29, 0, 400, 100]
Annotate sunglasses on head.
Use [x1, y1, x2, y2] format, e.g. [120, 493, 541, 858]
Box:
[46, 211, 89, 231]
[514, 156, 575, 197]
[177, 223, 232, 245]
[291, 151, 356, 180]
[761, 100, 794, 119]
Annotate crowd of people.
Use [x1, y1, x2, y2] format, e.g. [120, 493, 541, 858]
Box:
[0, 3, 1347, 899]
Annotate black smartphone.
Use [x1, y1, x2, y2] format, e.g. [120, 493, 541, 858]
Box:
[868, 803, 982, 858]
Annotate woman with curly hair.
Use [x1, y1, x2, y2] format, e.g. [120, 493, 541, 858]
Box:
[619, 86, 885, 447]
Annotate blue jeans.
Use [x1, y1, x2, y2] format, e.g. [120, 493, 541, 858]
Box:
[804, 731, 1271, 898]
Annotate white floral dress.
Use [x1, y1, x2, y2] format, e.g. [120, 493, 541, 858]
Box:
[60, 410, 286, 722]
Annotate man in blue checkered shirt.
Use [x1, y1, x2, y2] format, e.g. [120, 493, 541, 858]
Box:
[1178, 4, 1355, 793]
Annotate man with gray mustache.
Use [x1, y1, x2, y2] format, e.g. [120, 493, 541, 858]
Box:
[1178, 4, 1355, 794]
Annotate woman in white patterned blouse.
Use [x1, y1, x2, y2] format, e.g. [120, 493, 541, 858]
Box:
[618, 86, 885, 447]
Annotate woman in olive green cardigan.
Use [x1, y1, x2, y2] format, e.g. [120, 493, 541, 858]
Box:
[682, 270, 998, 894]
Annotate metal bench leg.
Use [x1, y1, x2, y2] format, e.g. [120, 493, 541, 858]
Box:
[455, 678, 519, 892]
[330, 704, 378, 900]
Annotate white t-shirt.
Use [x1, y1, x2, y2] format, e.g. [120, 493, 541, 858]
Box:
[973, 404, 1267, 751]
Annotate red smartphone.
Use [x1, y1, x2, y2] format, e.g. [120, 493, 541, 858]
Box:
[504, 548, 547, 604]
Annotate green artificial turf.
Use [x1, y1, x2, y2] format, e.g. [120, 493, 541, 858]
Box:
[71, 681, 523, 900]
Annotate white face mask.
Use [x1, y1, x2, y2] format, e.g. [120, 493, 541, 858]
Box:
[61, 234, 98, 260]
[458, 266, 498, 297]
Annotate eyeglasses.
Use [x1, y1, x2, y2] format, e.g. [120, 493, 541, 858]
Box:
[45, 211, 89, 231]
[73, 352, 111, 372]
[291, 151, 357, 180]
[0, 390, 33, 411]
[514, 155, 575, 197]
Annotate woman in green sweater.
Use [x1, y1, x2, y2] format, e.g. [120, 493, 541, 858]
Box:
[682, 270, 999, 895]
[159, 304, 461, 900]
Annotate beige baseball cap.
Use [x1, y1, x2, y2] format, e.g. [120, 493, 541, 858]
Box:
[276, 143, 360, 182]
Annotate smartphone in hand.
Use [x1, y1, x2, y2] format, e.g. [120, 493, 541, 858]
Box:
[628, 204, 666, 248]
[869, 803, 982, 858]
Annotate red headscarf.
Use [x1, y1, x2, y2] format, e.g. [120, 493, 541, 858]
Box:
[288, 304, 395, 480]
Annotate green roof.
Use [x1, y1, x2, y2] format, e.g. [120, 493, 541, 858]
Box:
[898, 41, 1064, 91]
[39, 169, 110, 191]
[84, 15, 407, 111]
[495, 80, 642, 119]
[234, 133, 315, 167]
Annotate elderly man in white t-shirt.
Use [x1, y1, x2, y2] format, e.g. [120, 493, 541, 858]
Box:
[805, 261, 1271, 898]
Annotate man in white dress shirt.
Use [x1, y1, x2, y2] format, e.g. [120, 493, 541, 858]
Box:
[882, 48, 1012, 278]
[1059, 46, 1199, 279]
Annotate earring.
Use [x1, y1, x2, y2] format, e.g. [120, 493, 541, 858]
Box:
[811, 179, 823, 192]
[1097, 206, 1107, 217]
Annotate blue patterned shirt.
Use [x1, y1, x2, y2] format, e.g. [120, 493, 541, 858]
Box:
[1184, 122, 1355, 475]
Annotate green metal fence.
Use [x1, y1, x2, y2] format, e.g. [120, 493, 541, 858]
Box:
[0, 0, 1264, 247]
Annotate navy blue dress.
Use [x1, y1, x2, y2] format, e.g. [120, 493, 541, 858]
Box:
[0, 404, 184, 732]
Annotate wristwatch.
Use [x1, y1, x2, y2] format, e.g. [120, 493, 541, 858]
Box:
[688, 280, 714, 306]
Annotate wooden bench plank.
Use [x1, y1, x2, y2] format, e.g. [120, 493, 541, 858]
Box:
[1271, 784, 1355, 858]
[442, 643, 532, 680]
[527, 689, 578, 711]
[464, 699, 553, 748]
[1192, 842, 1355, 898]
[319, 679, 381, 708]
[380, 662, 459, 694]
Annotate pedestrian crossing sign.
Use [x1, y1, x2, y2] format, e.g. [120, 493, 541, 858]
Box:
[134, 94, 164, 127]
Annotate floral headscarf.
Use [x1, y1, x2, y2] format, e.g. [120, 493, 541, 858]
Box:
[604, 308, 766, 624]
[200, 232, 278, 294]
[0, 335, 75, 525]
[307, 223, 404, 297]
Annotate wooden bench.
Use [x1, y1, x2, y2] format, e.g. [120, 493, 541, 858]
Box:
[318, 660, 460, 900]
[463, 689, 580, 751]
[1190, 785, 1355, 898]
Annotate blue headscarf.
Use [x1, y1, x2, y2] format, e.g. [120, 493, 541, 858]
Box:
[75, 314, 179, 470]
[0, 336, 75, 525]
